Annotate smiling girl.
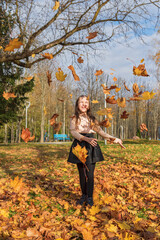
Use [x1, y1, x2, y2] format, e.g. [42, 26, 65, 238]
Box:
[67, 95, 125, 206]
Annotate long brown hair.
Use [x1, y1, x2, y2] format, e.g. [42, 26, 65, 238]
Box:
[74, 95, 96, 125]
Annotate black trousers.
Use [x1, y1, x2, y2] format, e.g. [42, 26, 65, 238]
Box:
[77, 162, 96, 198]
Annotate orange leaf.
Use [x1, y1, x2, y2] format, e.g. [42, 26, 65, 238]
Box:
[72, 143, 88, 165]
[21, 128, 35, 143]
[3, 91, 16, 100]
[140, 123, 148, 132]
[95, 69, 103, 76]
[50, 113, 59, 126]
[117, 97, 126, 108]
[53, 122, 62, 134]
[77, 57, 84, 63]
[68, 65, 80, 81]
[133, 83, 139, 94]
[99, 118, 111, 128]
[41, 53, 53, 59]
[106, 96, 117, 104]
[86, 32, 98, 40]
[52, 1, 60, 11]
[133, 64, 149, 77]
[115, 87, 121, 92]
[4, 38, 23, 52]
[124, 82, 130, 91]
[113, 77, 117, 82]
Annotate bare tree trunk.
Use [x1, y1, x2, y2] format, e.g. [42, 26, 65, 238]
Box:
[4, 124, 8, 144]
[11, 123, 14, 143]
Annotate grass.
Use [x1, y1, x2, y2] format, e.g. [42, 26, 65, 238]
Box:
[0, 140, 159, 239]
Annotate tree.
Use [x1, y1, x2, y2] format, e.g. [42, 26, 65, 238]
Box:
[0, 0, 159, 68]
[0, 6, 34, 126]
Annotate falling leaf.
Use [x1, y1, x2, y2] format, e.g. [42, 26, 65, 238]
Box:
[41, 53, 53, 59]
[92, 100, 99, 103]
[138, 90, 156, 100]
[99, 118, 111, 128]
[121, 111, 129, 119]
[117, 97, 126, 108]
[96, 108, 112, 116]
[124, 82, 130, 91]
[68, 65, 80, 81]
[95, 69, 103, 76]
[69, 94, 72, 99]
[53, 122, 62, 134]
[86, 32, 98, 40]
[133, 83, 139, 94]
[32, 54, 35, 58]
[115, 87, 121, 92]
[52, 1, 60, 11]
[50, 113, 59, 126]
[140, 58, 144, 63]
[106, 96, 117, 104]
[133, 64, 149, 77]
[113, 77, 117, 82]
[3, 91, 16, 100]
[110, 68, 115, 71]
[77, 57, 84, 63]
[140, 123, 148, 132]
[4, 38, 23, 52]
[47, 70, 52, 86]
[110, 73, 114, 75]
[21, 128, 35, 143]
[24, 76, 34, 81]
[55, 68, 67, 82]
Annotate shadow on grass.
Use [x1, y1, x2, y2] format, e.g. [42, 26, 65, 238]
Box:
[0, 143, 79, 202]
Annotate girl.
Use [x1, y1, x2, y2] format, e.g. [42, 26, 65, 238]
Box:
[67, 95, 125, 206]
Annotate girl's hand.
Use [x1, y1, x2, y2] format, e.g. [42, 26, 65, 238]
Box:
[114, 138, 126, 149]
[85, 137, 97, 147]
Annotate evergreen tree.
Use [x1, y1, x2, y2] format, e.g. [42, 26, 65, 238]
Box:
[0, 6, 34, 125]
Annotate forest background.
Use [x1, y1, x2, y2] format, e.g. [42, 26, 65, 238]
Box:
[0, 0, 160, 144]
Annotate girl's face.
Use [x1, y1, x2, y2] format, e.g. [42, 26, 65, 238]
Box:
[78, 97, 89, 114]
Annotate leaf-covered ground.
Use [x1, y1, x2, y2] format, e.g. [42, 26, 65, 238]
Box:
[0, 140, 160, 240]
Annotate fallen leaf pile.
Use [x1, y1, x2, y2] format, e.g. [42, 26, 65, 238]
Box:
[0, 142, 159, 239]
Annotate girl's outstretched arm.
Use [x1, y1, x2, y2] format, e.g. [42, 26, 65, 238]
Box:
[92, 125, 125, 149]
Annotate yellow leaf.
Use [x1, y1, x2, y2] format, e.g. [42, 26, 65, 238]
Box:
[117, 221, 131, 230]
[89, 206, 100, 215]
[102, 195, 114, 204]
[139, 90, 156, 100]
[115, 87, 121, 92]
[55, 68, 67, 82]
[4, 38, 23, 52]
[41, 53, 53, 59]
[107, 112, 113, 119]
[96, 108, 112, 116]
[0, 209, 9, 218]
[53, 1, 60, 10]
[117, 97, 126, 108]
[140, 58, 144, 63]
[32, 53, 35, 58]
[10, 176, 24, 192]
[0, 46, 3, 50]
[92, 100, 99, 103]
[105, 223, 118, 233]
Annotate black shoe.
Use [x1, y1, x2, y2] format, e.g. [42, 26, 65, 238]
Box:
[76, 194, 86, 206]
[86, 197, 94, 206]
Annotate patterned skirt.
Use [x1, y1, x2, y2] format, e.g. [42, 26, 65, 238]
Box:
[67, 133, 104, 164]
